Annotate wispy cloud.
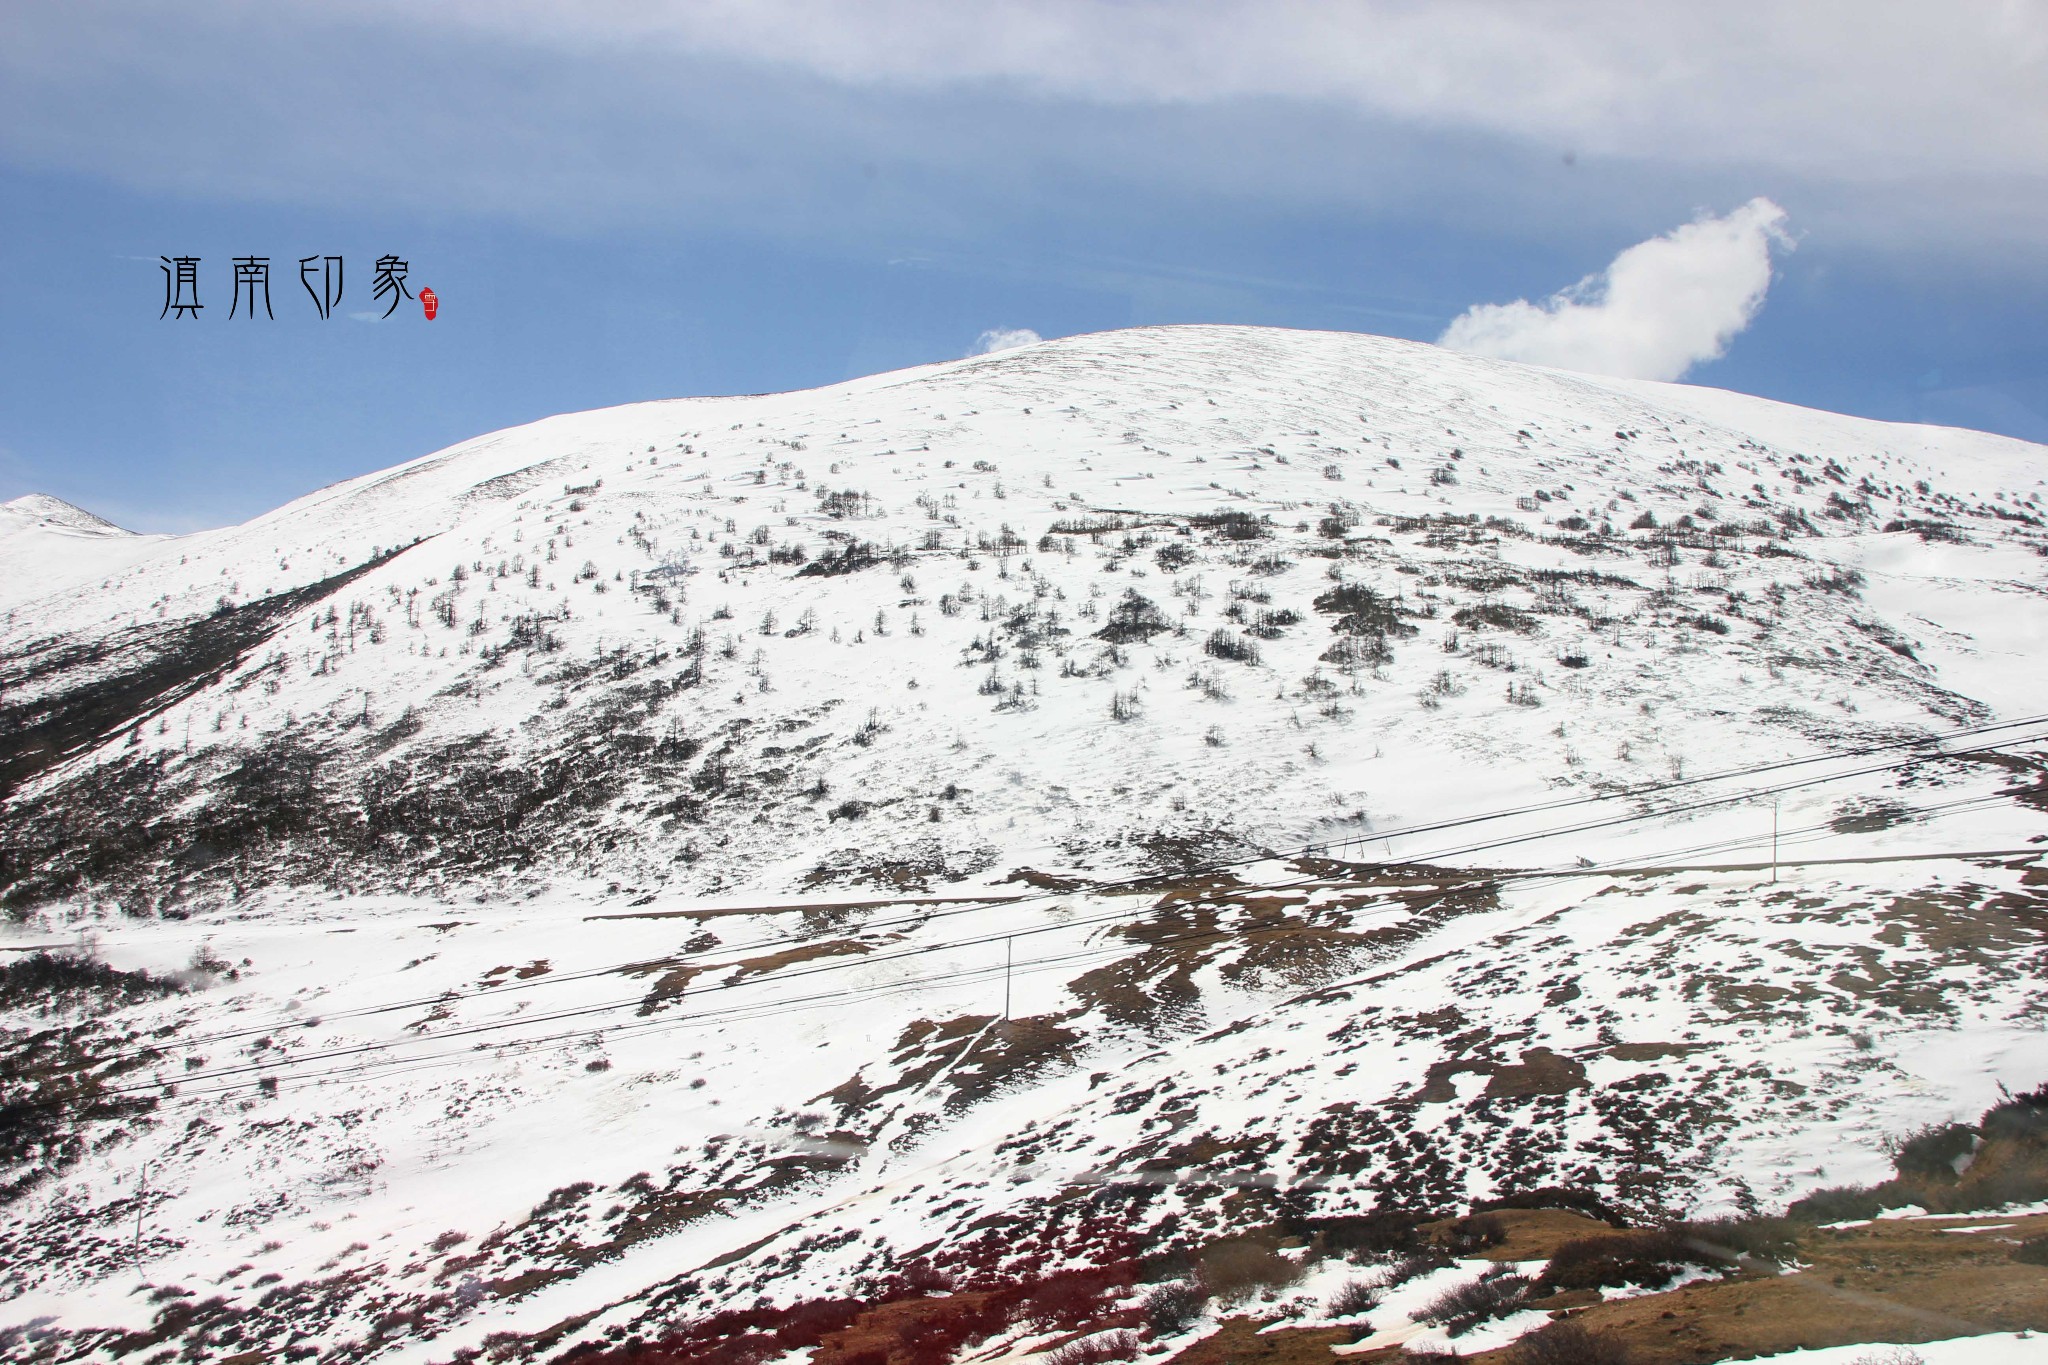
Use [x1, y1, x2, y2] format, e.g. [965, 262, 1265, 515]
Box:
[343, 2, 2048, 185]
[0, 4, 2040, 253]
[969, 326, 1041, 355]
[1438, 198, 1792, 382]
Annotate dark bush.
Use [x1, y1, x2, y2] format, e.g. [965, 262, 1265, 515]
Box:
[1325, 1278, 1380, 1318]
[2013, 1234, 2048, 1266]
[1980, 1084, 2048, 1145]
[1387, 1248, 1453, 1284]
[1142, 1282, 1205, 1335]
[1452, 602, 1536, 632]
[1195, 1239, 1300, 1304]
[1096, 590, 1171, 642]
[1670, 1215, 1798, 1265]
[0, 952, 183, 1012]
[1189, 510, 1269, 541]
[1509, 1319, 1633, 1364]
[1418, 1272, 1529, 1334]
[796, 540, 881, 576]
[1535, 1232, 1690, 1294]
[1155, 543, 1196, 572]
[1888, 1123, 1979, 1181]
[1473, 1187, 1628, 1228]
[1299, 1208, 1429, 1256]
[1787, 1182, 1891, 1225]
[1312, 583, 1412, 637]
[1443, 1214, 1506, 1255]
[1203, 630, 1260, 664]
[1044, 1331, 1138, 1365]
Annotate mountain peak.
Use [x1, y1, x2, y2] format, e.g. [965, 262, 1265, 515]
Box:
[1, 492, 130, 536]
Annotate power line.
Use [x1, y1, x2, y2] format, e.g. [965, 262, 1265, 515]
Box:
[106, 791, 2040, 1101]
[109, 712, 2048, 1060]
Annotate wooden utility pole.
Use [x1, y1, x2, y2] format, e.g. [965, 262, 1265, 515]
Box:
[133, 1161, 148, 1267]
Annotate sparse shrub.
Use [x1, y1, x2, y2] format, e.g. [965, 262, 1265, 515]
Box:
[1195, 1238, 1301, 1304]
[1300, 1209, 1429, 1256]
[1204, 629, 1260, 664]
[1313, 582, 1411, 638]
[1110, 690, 1142, 722]
[1830, 799, 1912, 834]
[1979, 1084, 2048, 1145]
[1192, 510, 1269, 541]
[2012, 1234, 2048, 1265]
[1142, 1282, 1206, 1335]
[1787, 1183, 1890, 1224]
[1509, 1319, 1633, 1364]
[1886, 1123, 1978, 1180]
[1670, 1215, 1798, 1265]
[1443, 1214, 1506, 1255]
[1325, 1278, 1380, 1318]
[0, 952, 183, 1013]
[1535, 1231, 1690, 1294]
[1452, 602, 1536, 632]
[1097, 589, 1171, 642]
[1847, 1350, 1925, 1365]
[828, 800, 872, 822]
[1386, 1248, 1453, 1284]
[1045, 1331, 1139, 1365]
[1418, 1272, 1528, 1334]
[1473, 1187, 1629, 1227]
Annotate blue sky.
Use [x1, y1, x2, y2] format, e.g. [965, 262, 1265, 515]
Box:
[3, 2, 2045, 532]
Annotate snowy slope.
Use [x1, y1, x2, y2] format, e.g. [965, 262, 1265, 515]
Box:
[5, 325, 2046, 905]
[3, 327, 2047, 1363]
[0, 495, 165, 613]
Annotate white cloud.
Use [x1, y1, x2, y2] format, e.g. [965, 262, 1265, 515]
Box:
[1437, 198, 1792, 381]
[970, 327, 1042, 355]
[1, 5, 2041, 254]
[343, 1, 2048, 185]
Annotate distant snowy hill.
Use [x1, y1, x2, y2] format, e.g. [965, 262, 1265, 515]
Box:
[3, 327, 2046, 1363]
[0, 493, 164, 612]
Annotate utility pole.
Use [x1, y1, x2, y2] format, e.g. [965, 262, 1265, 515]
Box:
[133, 1161, 149, 1267]
[1771, 801, 1779, 883]
[1002, 938, 1013, 1022]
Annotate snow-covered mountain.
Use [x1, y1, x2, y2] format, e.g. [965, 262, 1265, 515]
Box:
[3, 327, 2047, 1362]
[0, 495, 164, 614]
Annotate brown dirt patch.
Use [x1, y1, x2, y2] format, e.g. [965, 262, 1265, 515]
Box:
[1343, 1211, 2048, 1364]
[1162, 1317, 1355, 1365]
